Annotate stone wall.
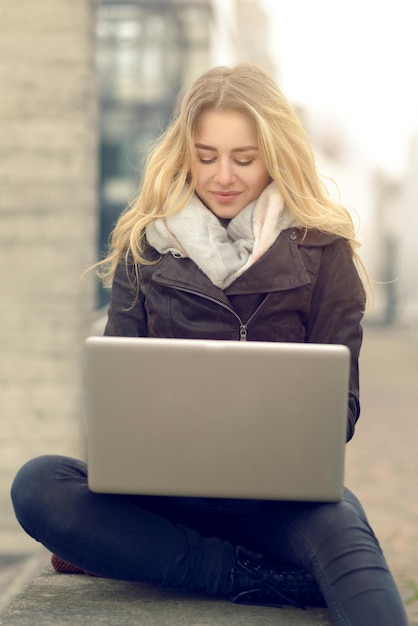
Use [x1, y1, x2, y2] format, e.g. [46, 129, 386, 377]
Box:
[0, 0, 98, 486]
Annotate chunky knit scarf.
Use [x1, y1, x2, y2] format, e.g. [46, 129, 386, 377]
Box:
[146, 182, 298, 289]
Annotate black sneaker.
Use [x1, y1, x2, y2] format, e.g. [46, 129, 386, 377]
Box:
[229, 546, 326, 609]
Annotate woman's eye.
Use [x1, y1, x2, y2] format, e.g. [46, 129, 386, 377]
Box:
[197, 156, 254, 166]
[235, 159, 254, 167]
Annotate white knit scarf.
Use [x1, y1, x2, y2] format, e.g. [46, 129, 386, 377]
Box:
[146, 182, 298, 289]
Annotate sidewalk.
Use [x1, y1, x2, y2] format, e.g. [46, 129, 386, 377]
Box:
[0, 562, 333, 625]
[1, 325, 417, 624]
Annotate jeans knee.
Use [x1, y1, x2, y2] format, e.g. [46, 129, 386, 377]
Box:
[311, 488, 369, 529]
[11, 455, 84, 532]
[304, 495, 383, 569]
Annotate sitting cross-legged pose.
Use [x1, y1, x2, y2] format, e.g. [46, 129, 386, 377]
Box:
[11, 62, 408, 626]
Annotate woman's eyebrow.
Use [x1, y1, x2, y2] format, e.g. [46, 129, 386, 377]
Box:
[194, 142, 259, 153]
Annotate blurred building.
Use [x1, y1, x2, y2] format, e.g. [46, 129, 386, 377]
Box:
[357, 140, 418, 328]
[235, 0, 276, 76]
[96, 0, 274, 304]
[0, 0, 98, 487]
[96, 0, 212, 304]
[304, 110, 418, 328]
[398, 134, 418, 326]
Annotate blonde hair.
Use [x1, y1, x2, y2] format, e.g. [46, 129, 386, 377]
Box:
[97, 62, 371, 301]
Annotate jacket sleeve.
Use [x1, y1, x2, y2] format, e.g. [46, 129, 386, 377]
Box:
[104, 260, 148, 337]
[303, 238, 366, 442]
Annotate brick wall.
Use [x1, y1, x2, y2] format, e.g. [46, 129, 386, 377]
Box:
[0, 0, 98, 483]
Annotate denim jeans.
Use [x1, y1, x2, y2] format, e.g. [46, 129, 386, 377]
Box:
[11, 455, 408, 626]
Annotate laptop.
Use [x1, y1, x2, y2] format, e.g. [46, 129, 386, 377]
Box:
[84, 336, 350, 502]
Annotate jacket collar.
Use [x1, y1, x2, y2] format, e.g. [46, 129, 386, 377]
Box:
[150, 228, 338, 299]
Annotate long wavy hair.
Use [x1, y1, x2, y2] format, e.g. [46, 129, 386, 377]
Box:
[96, 62, 371, 299]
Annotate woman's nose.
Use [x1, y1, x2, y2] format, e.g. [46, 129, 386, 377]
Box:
[214, 160, 236, 186]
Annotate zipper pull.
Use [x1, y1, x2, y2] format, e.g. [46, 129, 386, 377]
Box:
[239, 325, 248, 341]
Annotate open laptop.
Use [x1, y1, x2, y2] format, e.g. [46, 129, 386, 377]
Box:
[84, 336, 350, 502]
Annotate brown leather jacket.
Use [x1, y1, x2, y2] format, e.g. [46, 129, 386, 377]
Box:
[104, 227, 366, 441]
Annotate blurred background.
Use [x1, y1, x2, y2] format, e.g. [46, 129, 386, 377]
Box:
[1, 0, 417, 616]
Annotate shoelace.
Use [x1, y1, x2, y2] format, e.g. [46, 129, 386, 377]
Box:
[231, 566, 306, 609]
[231, 551, 325, 610]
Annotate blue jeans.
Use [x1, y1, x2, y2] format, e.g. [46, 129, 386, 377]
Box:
[11, 455, 407, 626]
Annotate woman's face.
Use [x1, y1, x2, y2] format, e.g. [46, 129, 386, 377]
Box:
[192, 109, 271, 219]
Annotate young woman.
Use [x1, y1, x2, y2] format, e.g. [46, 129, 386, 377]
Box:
[11, 63, 408, 626]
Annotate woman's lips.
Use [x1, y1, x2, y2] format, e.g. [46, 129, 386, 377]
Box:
[211, 191, 241, 203]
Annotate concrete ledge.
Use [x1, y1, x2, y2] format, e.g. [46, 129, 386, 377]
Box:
[0, 565, 333, 625]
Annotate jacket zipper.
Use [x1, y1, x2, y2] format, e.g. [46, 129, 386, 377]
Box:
[238, 302, 271, 341]
[239, 325, 248, 341]
[159, 283, 270, 342]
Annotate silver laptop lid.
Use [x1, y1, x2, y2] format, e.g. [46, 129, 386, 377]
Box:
[84, 337, 350, 502]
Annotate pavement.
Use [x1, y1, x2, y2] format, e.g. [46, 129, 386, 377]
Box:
[0, 324, 417, 625]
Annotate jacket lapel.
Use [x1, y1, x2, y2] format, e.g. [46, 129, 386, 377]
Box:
[150, 228, 335, 297]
